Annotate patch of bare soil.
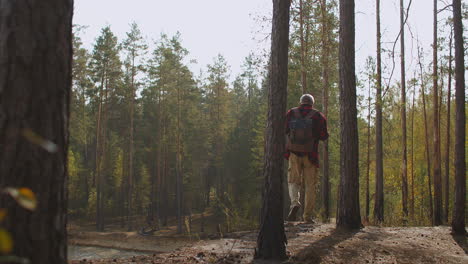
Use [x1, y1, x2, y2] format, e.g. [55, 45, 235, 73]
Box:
[69, 223, 467, 264]
[69, 228, 193, 253]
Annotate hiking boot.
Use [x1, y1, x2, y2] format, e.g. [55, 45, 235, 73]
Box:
[304, 217, 316, 224]
[287, 205, 300, 221]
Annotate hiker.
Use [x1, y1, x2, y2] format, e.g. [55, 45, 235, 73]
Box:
[285, 94, 329, 222]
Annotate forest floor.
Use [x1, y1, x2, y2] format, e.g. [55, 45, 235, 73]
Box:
[68, 220, 467, 264]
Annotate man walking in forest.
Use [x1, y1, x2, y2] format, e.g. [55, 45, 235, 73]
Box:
[285, 94, 329, 222]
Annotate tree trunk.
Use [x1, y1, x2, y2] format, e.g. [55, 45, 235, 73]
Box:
[150, 144, 155, 222]
[399, 0, 409, 220]
[255, 0, 290, 260]
[81, 89, 90, 208]
[451, 0, 466, 235]
[162, 141, 169, 226]
[95, 76, 104, 231]
[0, 1, 73, 263]
[432, 0, 442, 226]
[127, 59, 136, 231]
[373, 0, 384, 224]
[336, 0, 361, 230]
[410, 79, 416, 218]
[176, 80, 183, 234]
[320, 0, 330, 222]
[120, 152, 127, 228]
[366, 70, 371, 221]
[156, 85, 163, 226]
[444, 29, 453, 224]
[418, 46, 433, 224]
[299, 0, 307, 94]
[98, 77, 109, 232]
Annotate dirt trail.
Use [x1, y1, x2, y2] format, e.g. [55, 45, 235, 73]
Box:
[69, 223, 467, 264]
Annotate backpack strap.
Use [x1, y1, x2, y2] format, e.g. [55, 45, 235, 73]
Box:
[305, 108, 318, 119]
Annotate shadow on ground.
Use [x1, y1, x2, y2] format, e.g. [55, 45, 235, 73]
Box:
[451, 233, 468, 255]
[290, 228, 359, 264]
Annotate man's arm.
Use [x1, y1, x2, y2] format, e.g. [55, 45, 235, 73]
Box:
[317, 112, 329, 141]
[284, 109, 292, 160]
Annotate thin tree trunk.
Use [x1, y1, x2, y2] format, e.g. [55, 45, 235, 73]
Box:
[320, 0, 330, 222]
[366, 76, 371, 221]
[297, 0, 308, 217]
[0, 1, 73, 262]
[150, 143, 155, 222]
[399, 0, 409, 220]
[374, 0, 384, 224]
[81, 88, 90, 208]
[432, 0, 442, 226]
[95, 74, 104, 231]
[156, 85, 163, 226]
[255, 0, 290, 259]
[444, 29, 453, 224]
[162, 140, 169, 226]
[410, 78, 416, 218]
[451, 0, 466, 235]
[299, 0, 307, 94]
[176, 80, 183, 234]
[127, 57, 136, 231]
[418, 46, 434, 224]
[120, 152, 127, 228]
[99, 77, 109, 231]
[336, 0, 361, 230]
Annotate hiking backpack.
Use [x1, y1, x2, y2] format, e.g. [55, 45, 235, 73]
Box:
[286, 107, 318, 152]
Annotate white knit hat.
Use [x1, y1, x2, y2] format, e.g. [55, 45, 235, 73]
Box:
[300, 94, 315, 105]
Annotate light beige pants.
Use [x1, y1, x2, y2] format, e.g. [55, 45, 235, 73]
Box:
[287, 153, 319, 220]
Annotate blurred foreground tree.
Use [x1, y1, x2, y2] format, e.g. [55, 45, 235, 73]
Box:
[0, 0, 73, 263]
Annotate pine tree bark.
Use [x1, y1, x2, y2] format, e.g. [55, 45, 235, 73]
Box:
[444, 30, 453, 224]
[255, 0, 290, 259]
[399, 0, 409, 220]
[451, 0, 466, 235]
[373, 0, 384, 224]
[432, 0, 442, 226]
[0, 0, 73, 262]
[336, 0, 361, 230]
[320, 0, 330, 222]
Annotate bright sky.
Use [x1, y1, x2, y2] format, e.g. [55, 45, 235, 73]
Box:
[74, 0, 271, 80]
[74, 0, 452, 83]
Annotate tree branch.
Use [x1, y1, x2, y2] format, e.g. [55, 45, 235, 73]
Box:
[382, 0, 413, 98]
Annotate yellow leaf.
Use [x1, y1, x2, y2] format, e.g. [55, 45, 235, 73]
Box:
[0, 229, 13, 254]
[18, 188, 35, 201]
[0, 209, 7, 222]
[4, 188, 37, 211]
